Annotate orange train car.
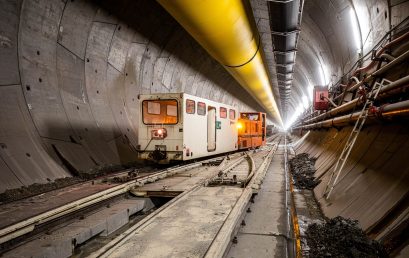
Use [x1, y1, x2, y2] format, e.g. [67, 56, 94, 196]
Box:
[237, 112, 267, 149]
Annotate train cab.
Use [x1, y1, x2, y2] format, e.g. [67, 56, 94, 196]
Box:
[138, 93, 238, 163]
[237, 112, 267, 149]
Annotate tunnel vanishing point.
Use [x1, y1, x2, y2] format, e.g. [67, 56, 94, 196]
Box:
[0, 0, 409, 257]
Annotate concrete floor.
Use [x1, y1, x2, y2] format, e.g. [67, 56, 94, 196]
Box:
[92, 147, 279, 258]
[226, 147, 287, 258]
[106, 187, 244, 258]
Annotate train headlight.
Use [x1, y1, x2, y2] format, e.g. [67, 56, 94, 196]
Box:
[236, 122, 243, 129]
[151, 128, 167, 139]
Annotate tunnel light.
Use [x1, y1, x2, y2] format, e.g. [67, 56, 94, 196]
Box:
[284, 103, 305, 130]
[350, 8, 362, 51]
[308, 83, 314, 100]
[319, 64, 329, 86]
[355, 5, 370, 49]
[302, 95, 309, 109]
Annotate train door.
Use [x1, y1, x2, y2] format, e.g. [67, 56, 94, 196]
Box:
[207, 106, 216, 151]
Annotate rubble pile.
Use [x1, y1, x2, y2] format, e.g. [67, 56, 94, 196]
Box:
[289, 153, 320, 189]
[306, 216, 387, 258]
[0, 177, 83, 203]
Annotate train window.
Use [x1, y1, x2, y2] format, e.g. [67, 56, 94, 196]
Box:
[229, 109, 236, 120]
[147, 102, 160, 115]
[240, 113, 259, 121]
[167, 105, 177, 116]
[142, 99, 178, 125]
[220, 107, 227, 118]
[198, 102, 206, 115]
[186, 99, 195, 114]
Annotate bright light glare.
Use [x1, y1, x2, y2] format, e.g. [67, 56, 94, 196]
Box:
[319, 63, 329, 86]
[284, 103, 305, 130]
[302, 95, 309, 109]
[355, 4, 370, 49]
[308, 83, 314, 100]
[350, 8, 361, 51]
[236, 122, 243, 129]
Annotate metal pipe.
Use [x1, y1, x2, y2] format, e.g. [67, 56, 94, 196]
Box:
[351, 76, 360, 84]
[348, 49, 409, 92]
[323, 96, 338, 108]
[380, 99, 409, 116]
[303, 75, 409, 124]
[380, 53, 395, 62]
[294, 99, 409, 130]
[333, 49, 408, 102]
[352, 31, 409, 76]
[157, 0, 283, 126]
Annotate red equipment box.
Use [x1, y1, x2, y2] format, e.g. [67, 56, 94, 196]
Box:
[313, 86, 329, 110]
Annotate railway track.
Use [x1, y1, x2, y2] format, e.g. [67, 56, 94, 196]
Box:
[0, 154, 230, 251]
[89, 143, 280, 258]
[1, 137, 283, 257]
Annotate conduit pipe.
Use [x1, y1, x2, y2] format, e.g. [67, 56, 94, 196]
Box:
[303, 74, 409, 125]
[351, 31, 409, 76]
[294, 99, 409, 130]
[157, 0, 283, 126]
[348, 49, 409, 92]
[332, 48, 409, 102]
[380, 53, 395, 62]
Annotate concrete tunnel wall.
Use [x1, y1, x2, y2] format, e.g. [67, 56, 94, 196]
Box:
[293, 123, 409, 241]
[0, 0, 268, 192]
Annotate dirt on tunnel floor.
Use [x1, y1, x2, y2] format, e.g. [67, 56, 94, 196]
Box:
[290, 152, 388, 258]
[0, 177, 84, 203]
[0, 162, 157, 203]
[306, 216, 388, 258]
[289, 153, 321, 189]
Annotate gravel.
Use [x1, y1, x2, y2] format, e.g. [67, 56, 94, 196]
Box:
[289, 153, 321, 189]
[0, 177, 84, 203]
[306, 216, 388, 258]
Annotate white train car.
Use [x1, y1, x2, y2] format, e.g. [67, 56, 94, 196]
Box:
[138, 93, 238, 163]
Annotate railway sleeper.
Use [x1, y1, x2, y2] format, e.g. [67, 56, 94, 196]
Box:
[4, 198, 153, 258]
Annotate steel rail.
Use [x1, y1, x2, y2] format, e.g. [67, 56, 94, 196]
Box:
[89, 138, 281, 258]
[204, 144, 278, 258]
[0, 159, 214, 245]
[90, 147, 275, 258]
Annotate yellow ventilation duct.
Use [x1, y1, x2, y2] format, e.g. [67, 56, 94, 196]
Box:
[157, 0, 283, 126]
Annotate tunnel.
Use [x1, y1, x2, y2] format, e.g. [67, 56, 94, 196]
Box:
[0, 0, 408, 257]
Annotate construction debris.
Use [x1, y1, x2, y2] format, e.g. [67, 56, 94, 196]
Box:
[289, 153, 320, 189]
[306, 216, 388, 258]
[0, 177, 84, 203]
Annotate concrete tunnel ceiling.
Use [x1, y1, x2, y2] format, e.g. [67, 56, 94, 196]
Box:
[0, 0, 407, 191]
[251, 0, 394, 126]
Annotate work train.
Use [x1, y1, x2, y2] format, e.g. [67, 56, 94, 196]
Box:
[137, 93, 267, 163]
